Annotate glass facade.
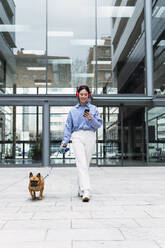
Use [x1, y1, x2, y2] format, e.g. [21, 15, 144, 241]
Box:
[0, 0, 145, 95]
[153, 0, 165, 95]
[0, 0, 164, 167]
[111, 0, 145, 95]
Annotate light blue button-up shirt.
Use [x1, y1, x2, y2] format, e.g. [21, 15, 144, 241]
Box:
[62, 102, 102, 145]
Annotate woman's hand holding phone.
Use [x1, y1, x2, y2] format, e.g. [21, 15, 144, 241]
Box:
[83, 109, 92, 120]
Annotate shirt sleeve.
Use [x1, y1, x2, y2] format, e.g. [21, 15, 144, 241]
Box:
[89, 107, 102, 130]
[62, 111, 73, 145]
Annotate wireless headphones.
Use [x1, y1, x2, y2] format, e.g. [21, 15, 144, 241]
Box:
[76, 85, 92, 98]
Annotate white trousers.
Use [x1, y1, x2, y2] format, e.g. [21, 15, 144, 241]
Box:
[72, 130, 96, 191]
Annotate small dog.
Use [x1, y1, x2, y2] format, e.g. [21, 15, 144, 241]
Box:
[29, 172, 44, 200]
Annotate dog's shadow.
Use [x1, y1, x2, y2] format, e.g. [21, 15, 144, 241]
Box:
[30, 198, 44, 201]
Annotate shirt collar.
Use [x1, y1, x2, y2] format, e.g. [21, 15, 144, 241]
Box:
[75, 102, 90, 108]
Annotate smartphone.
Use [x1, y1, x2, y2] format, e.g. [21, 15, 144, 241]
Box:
[84, 109, 89, 113]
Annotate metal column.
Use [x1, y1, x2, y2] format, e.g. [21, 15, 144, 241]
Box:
[43, 102, 50, 166]
[121, 105, 124, 166]
[45, 0, 48, 94]
[145, 0, 153, 96]
[95, 0, 98, 93]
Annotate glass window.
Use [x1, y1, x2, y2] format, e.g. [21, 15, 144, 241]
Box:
[0, 58, 6, 89]
[98, 106, 121, 166]
[0, 0, 46, 94]
[152, 1, 165, 96]
[97, 0, 145, 94]
[123, 106, 146, 166]
[47, 0, 95, 94]
[148, 107, 165, 163]
[50, 106, 74, 165]
[0, 106, 42, 165]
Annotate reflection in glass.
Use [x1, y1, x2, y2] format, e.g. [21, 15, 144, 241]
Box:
[47, 0, 95, 94]
[148, 107, 165, 163]
[0, 106, 42, 165]
[110, 0, 145, 94]
[0, 0, 146, 95]
[153, 1, 165, 95]
[50, 107, 74, 165]
[0, 0, 46, 94]
[123, 107, 146, 165]
[98, 106, 121, 166]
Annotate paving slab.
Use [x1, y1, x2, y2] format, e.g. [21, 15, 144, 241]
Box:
[46, 228, 124, 241]
[73, 240, 159, 248]
[134, 217, 165, 228]
[0, 241, 71, 248]
[71, 218, 139, 229]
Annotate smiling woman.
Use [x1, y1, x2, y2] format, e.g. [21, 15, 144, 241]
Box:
[61, 84, 102, 201]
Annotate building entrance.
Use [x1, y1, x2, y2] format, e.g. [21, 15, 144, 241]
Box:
[50, 105, 146, 167]
[98, 105, 146, 166]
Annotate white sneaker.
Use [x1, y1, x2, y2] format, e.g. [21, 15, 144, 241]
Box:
[82, 190, 90, 202]
[78, 188, 84, 197]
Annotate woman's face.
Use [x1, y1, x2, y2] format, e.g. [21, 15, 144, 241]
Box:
[79, 89, 89, 104]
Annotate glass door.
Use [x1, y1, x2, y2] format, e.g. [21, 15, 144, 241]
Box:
[148, 107, 165, 164]
[98, 105, 146, 166]
[50, 106, 75, 165]
[123, 106, 146, 166]
[50, 106, 98, 166]
[98, 106, 122, 166]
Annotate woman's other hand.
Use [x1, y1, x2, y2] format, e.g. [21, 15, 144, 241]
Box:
[61, 143, 67, 147]
[59, 144, 67, 154]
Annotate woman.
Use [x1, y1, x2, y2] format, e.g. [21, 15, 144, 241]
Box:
[61, 85, 102, 202]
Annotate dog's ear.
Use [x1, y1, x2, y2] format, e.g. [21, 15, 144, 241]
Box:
[37, 173, 41, 179]
[29, 172, 33, 178]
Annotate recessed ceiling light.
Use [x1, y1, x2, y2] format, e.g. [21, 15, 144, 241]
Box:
[71, 39, 105, 46]
[98, 6, 135, 18]
[27, 67, 46, 71]
[48, 31, 74, 37]
[91, 61, 111, 65]
[74, 73, 94, 78]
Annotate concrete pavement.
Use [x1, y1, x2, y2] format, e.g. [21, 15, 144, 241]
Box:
[0, 166, 165, 247]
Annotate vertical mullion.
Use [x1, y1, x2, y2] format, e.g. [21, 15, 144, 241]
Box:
[145, 0, 153, 96]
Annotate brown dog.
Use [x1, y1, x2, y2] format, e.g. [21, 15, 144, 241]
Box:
[29, 172, 44, 200]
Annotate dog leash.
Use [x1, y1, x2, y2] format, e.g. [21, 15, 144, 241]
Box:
[44, 147, 70, 180]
